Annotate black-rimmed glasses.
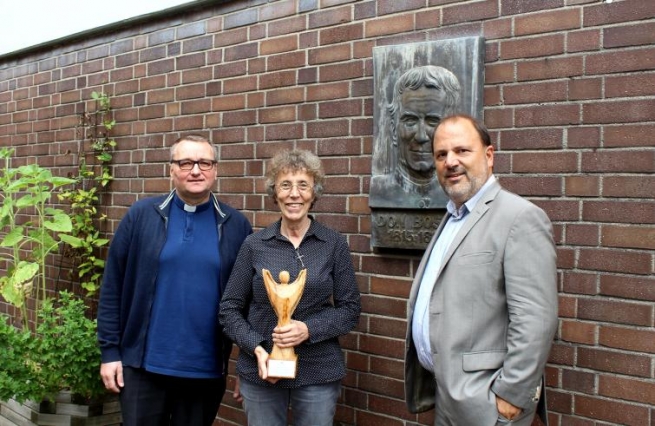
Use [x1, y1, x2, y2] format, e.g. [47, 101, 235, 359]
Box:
[170, 159, 217, 171]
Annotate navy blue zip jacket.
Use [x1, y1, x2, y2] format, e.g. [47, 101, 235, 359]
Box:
[97, 190, 252, 375]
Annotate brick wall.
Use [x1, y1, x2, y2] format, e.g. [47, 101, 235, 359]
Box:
[1, 0, 654, 425]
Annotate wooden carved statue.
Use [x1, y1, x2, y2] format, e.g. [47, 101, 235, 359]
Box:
[262, 268, 307, 378]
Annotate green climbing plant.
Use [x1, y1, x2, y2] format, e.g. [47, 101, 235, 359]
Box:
[59, 91, 116, 296]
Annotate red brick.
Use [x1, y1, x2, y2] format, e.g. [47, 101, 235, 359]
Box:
[365, 14, 414, 37]
[548, 343, 575, 366]
[355, 410, 404, 426]
[515, 8, 580, 36]
[574, 394, 650, 425]
[309, 44, 352, 65]
[319, 99, 362, 118]
[577, 347, 651, 377]
[497, 176, 563, 196]
[269, 16, 307, 37]
[517, 56, 583, 81]
[266, 87, 304, 106]
[182, 68, 212, 85]
[569, 77, 602, 100]
[180, 99, 211, 114]
[587, 47, 655, 75]
[361, 294, 406, 318]
[561, 320, 597, 345]
[501, 34, 565, 60]
[599, 375, 655, 405]
[602, 225, 655, 250]
[223, 76, 257, 94]
[600, 275, 655, 302]
[604, 123, 655, 148]
[564, 176, 600, 197]
[581, 149, 655, 173]
[214, 60, 248, 79]
[564, 224, 599, 247]
[443, 0, 498, 25]
[173, 115, 203, 131]
[579, 298, 652, 326]
[367, 396, 414, 423]
[264, 123, 303, 141]
[267, 51, 306, 72]
[562, 369, 595, 394]
[546, 389, 573, 415]
[484, 62, 514, 84]
[578, 248, 651, 275]
[369, 316, 407, 340]
[515, 104, 580, 127]
[308, 5, 352, 29]
[599, 326, 655, 354]
[223, 110, 256, 127]
[605, 73, 655, 98]
[584, 0, 655, 26]
[307, 120, 349, 138]
[582, 201, 655, 224]
[584, 99, 655, 124]
[500, 0, 563, 16]
[260, 35, 297, 55]
[259, 0, 295, 22]
[320, 23, 364, 45]
[512, 152, 577, 173]
[504, 81, 568, 104]
[483, 18, 512, 41]
[259, 106, 296, 124]
[567, 28, 601, 53]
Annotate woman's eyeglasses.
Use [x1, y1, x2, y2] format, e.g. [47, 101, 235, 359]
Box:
[275, 181, 313, 193]
[170, 159, 217, 171]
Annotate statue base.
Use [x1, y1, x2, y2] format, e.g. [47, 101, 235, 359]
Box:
[267, 358, 297, 379]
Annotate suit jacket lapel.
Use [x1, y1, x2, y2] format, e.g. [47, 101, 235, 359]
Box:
[436, 181, 502, 277]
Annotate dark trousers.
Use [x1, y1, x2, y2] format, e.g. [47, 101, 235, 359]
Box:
[120, 367, 226, 426]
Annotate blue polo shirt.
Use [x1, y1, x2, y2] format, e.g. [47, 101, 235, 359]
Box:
[144, 195, 222, 378]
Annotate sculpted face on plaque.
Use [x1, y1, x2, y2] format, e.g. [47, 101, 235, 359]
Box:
[389, 65, 461, 188]
[262, 269, 307, 379]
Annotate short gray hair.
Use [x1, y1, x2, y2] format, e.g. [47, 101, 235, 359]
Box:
[265, 149, 325, 206]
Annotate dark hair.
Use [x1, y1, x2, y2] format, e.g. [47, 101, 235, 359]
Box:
[170, 134, 219, 161]
[436, 114, 492, 147]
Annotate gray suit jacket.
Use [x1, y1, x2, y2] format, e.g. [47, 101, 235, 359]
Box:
[405, 180, 558, 426]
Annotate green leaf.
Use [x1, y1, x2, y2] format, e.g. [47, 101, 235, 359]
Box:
[15, 194, 37, 208]
[59, 234, 83, 248]
[49, 177, 77, 188]
[1, 227, 24, 247]
[43, 212, 73, 233]
[12, 261, 39, 287]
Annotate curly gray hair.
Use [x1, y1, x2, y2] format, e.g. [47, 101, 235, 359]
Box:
[265, 149, 324, 207]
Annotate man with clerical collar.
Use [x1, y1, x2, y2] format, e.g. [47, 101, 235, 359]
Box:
[405, 115, 558, 425]
[98, 134, 252, 426]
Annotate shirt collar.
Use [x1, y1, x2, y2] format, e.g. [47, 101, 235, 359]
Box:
[446, 175, 496, 220]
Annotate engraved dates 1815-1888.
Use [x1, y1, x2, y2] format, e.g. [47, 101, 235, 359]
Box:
[372, 211, 444, 249]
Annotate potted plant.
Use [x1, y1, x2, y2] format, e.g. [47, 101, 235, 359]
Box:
[0, 92, 120, 425]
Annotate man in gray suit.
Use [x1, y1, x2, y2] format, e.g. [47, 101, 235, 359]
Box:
[405, 114, 558, 425]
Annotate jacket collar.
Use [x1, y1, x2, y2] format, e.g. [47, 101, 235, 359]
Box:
[156, 190, 228, 221]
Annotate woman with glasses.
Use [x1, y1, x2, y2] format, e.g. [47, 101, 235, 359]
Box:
[219, 149, 361, 426]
